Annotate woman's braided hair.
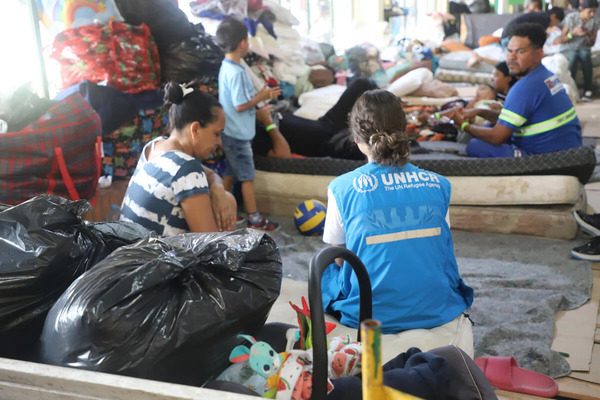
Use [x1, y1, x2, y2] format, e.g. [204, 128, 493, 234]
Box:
[349, 89, 409, 166]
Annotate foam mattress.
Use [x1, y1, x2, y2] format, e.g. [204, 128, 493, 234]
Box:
[255, 146, 596, 184]
[254, 146, 595, 239]
[254, 170, 583, 209]
[254, 171, 585, 240]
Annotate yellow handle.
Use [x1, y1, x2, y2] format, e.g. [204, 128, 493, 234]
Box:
[360, 319, 423, 400]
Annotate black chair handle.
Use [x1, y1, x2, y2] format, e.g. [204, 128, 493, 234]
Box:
[308, 246, 372, 400]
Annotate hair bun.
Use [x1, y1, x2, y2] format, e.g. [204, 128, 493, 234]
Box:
[163, 81, 184, 106]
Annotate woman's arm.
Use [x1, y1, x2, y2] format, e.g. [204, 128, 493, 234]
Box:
[204, 166, 236, 231]
[180, 193, 218, 232]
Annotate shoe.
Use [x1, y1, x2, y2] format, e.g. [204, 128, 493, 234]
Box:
[236, 215, 247, 226]
[573, 210, 600, 236]
[571, 236, 600, 261]
[475, 357, 558, 398]
[248, 217, 280, 232]
[581, 91, 593, 102]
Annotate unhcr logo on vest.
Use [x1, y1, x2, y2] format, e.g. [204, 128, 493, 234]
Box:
[353, 174, 379, 193]
[380, 171, 441, 191]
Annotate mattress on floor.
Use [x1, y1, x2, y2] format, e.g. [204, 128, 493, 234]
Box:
[437, 51, 496, 74]
[434, 67, 493, 84]
[449, 202, 584, 240]
[401, 95, 461, 106]
[254, 145, 597, 184]
[254, 170, 584, 212]
[254, 171, 586, 240]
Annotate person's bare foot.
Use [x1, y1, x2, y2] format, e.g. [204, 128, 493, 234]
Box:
[466, 53, 481, 68]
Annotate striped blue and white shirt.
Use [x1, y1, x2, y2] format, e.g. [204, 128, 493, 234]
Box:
[120, 137, 210, 236]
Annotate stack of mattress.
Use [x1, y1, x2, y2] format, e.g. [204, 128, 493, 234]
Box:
[435, 51, 494, 85]
[254, 145, 596, 240]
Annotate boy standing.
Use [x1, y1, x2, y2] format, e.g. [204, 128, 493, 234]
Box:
[216, 18, 282, 231]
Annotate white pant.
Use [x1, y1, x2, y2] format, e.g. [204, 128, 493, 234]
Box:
[267, 279, 474, 362]
[325, 312, 474, 363]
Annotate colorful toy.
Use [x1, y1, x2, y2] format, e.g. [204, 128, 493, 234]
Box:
[216, 297, 362, 399]
[230, 334, 283, 379]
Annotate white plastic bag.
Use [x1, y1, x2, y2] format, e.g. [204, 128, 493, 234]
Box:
[542, 53, 579, 103]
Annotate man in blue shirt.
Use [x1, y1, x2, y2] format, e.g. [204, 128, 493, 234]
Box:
[455, 22, 583, 158]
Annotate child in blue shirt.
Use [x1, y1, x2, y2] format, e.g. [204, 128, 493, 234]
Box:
[216, 17, 281, 231]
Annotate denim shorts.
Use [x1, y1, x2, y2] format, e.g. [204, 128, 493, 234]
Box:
[222, 135, 255, 181]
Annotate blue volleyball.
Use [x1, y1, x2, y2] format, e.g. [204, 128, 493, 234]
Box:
[294, 199, 327, 236]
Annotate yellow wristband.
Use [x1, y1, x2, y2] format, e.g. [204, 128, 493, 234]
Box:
[434, 112, 440, 119]
[265, 124, 276, 132]
[567, 32, 573, 40]
[461, 121, 470, 131]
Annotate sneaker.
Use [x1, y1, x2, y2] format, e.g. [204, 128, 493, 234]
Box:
[248, 217, 280, 232]
[236, 215, 247, 226]
[571, 236, 600, 261]
[573, 210, 600, 236]
[581, 91, 593, 102]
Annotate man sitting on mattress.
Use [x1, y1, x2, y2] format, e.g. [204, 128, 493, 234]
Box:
[453, 22, 583, 158]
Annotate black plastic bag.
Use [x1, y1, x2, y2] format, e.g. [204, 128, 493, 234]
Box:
[0, 195, 152, 360]
[85, 220, 157, 266]
[0, 85, 56, 133]
[161, 24, 224, 83]
[40, 229, 283, 386]
[114, 0, 195, 52]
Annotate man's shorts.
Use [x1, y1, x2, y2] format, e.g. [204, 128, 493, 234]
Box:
[222, 135, 255, 182]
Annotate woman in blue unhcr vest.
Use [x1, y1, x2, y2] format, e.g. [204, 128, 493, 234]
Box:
[322, 90, 474, 348]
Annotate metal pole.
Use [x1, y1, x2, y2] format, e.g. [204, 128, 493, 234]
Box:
[28, 0, 49, 98]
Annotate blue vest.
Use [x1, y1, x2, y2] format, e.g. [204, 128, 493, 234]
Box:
[323, 162, 473, 334]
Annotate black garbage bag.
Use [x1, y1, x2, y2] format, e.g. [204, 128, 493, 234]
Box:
[0, 84, 56, 133]
[86, 220, 156, 266]
[0, 195, 152, 360]
[114, 0, 195, 52]
[40, 229, 283, 387]
[161, 24, 224, 83]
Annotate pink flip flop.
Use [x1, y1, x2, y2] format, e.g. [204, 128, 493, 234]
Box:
[475, 356, 558, 398]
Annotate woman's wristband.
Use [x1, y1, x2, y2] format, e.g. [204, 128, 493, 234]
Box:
[461, 121, 470, 131]
[434, 112, 440, 119]
[265, 124, 276, 132]
[567, 32, 573, 40]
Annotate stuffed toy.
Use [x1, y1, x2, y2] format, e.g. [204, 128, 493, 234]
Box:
[216, 297, 362, 399]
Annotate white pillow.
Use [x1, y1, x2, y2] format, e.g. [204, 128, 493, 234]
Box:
[264, 0, 300, 25]
[386, 68, 433, 98]
[273, 22, 301, 40]
[248, 35, 271, 60]
[294, 85, 346, 120]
